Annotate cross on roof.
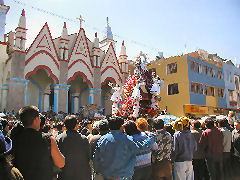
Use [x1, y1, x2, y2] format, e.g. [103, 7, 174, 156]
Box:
[76, 15, 85, 29]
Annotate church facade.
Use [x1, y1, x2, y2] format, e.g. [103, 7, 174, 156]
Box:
[0, 9, 129, 115]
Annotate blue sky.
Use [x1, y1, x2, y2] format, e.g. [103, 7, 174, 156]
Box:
[5, 0, 240, 65]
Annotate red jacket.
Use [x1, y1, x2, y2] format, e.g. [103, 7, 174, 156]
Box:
[199, 127, 224, 158]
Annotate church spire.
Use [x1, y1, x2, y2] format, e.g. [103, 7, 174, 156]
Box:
[21, 9, 25, 16]
[18, 9, 26, 28]
[119, 40, 128, 74]
[61, 22, 68, 39]
[104, 17, 113, 40]
[15, 9, 27, 51]
[93, 32, 99, 48]
[100, 17, 116, 49]
[120, 40, 126, 55]
[60, 22, 69, 60]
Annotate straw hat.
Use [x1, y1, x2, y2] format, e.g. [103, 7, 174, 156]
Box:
[172, 117, 190, 131]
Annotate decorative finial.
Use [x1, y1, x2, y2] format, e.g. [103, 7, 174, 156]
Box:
[106, 17, 109, 26]
[76, 15, 85, 29]
[21, 9, 25, 16]
[63, 22, 66, 28]
[95, 32, 97, 38]
[122, 40, 124, 46]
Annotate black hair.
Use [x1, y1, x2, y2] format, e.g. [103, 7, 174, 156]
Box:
[1, 120, 8, 129]
[192, 120, 201, 129]
[42, 124, 51, 133]
[92, 128, 99, 135]
[80, 127, 90, 136]
[98, 120, 109, 132]
[218, 118, 228, 127]
[40, 116, 46, 128]
[124, 120, 140, 135]
[152, 118, 164, 130]
[108, 117, 124, 130]
[19, 106, 39, 127]
[64, 115, 77, 131]
[56, 123, 63, 131]
[165, 124, 175, 136]
[205, 118, 215, 129]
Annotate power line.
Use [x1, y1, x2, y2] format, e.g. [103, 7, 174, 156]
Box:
[8, 0, 160, 54]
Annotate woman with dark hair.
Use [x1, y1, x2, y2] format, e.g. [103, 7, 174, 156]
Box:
[0, 131, 23, 180]
[123, 120, 155, 180]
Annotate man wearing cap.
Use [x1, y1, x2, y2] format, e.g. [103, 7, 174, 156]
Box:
[171, 117, 197, 180]
[12, 105, 65, 180]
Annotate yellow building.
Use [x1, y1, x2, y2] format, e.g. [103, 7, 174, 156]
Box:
[147, 51, 230, 118]
[148, 55, 190, 117]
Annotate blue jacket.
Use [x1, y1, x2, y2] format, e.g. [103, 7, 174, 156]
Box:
[131, 132, 152, 168]
[93, 130, 155, 179]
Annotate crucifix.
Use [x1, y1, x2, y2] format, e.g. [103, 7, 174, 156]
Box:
[76, 15, 85, 28]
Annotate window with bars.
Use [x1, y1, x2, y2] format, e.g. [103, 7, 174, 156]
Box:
[217, 70, 223, 79]
[204, 66, 215, 78]
[227, 72, 232, 82]
[168, 83, 179, 95]
[234, 75, 239, 90]
[190, 61, 202, 74]
[205, 85, 215, 96]
[167, 63, 177, 74]
[218, 88, 224, 98]
[191, 82, 203, 94]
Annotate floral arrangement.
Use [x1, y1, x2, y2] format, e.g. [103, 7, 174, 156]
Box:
[115, 57, 161, 118]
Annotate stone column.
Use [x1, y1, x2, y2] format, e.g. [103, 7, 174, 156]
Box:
[43, 89, 51, 112]
[91, 68, 102, 107]
[89, 88, 101, 105]
[73, 93, 80, 114]
[7, 78, 29, 112]
[54, 84, 70, 113]
[6, 51, 27, 112]
[1, 85, 8, 111]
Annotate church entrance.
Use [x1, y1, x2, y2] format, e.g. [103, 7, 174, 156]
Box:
[68, 74, 89, 114]
[26, 68, 55, 112]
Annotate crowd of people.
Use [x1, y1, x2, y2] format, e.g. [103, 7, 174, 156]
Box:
[0, 105, 240, 180]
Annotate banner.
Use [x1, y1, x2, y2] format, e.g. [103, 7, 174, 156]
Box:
[184, 105, 209, 114]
